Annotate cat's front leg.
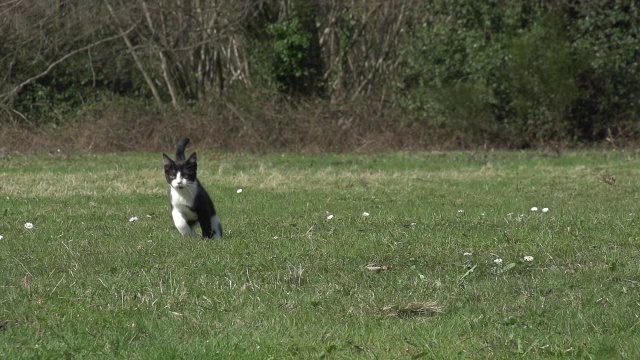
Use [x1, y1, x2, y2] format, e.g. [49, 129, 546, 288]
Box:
[172, 209, 197, 237]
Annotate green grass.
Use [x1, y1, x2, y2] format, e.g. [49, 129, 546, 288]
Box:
[2, 150, 640, 358]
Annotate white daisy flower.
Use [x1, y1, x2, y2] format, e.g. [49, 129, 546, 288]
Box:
[326, 214, 334, 220]
[463, 252, 473, 256]
[493, 258, 503, 265]
[458, 209, 464, 213]
[24, 222, 34, 230]
[129, 216, 138, 223]
[236, 188, 243, 194]
[0, 234, 3, 240]
[523, 256, 534, 262]
[542, 208, 549, 213]
[362, 212, 370, 217]
[530, 207, 538, 212]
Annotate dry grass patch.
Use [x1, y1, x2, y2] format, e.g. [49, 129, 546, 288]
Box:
[0, 170, 165, 197]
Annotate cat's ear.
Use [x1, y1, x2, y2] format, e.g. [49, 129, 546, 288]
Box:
[162, 153, 174, 167]
[186, 152, 197, 163]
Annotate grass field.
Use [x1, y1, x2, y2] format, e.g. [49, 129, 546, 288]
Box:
[1, 150, 640, 358]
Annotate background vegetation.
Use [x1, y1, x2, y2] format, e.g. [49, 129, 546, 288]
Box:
[1, 0, 639, 152]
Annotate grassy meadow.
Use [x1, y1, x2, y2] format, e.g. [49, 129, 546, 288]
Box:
[1, 150, 640, 358]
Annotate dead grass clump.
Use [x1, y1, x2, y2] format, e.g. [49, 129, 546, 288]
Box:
[383, 301, 443, 318]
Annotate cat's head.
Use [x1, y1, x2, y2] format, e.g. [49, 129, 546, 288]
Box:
[162, 152, 197, 189]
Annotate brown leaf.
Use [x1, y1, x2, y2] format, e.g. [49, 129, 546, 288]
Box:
[20, 275, 30, 289]
[365, 263, 393, 272]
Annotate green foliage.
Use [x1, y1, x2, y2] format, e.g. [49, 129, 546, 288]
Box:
[265, 2, 324, 96]
[15, 64, 102, 125]
[495, 15, 583, 144]
[567, 0, 640, 139]
[2, 0, 639, 148]
[267, 18, 312, 81]
[4, 33, 150, 125]
[2, 151, 640, 357]
[402, 0, 640, 146]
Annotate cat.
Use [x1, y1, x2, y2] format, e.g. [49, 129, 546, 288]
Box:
[162, 138, 223, 239]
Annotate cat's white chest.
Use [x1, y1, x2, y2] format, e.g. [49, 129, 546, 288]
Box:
[169, 185, 197, 216]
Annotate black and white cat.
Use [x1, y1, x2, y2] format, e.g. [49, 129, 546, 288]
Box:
[162, 138, 223, 239]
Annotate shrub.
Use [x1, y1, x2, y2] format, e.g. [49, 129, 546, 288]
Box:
[265, 1, 325, 97]
[402, 0, 640, 147]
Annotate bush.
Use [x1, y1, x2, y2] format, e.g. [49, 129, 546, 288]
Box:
[265, 1, 325, 96]
[566, 0, 640, 141]
[402, 0, 640, 147]
[3, 1, 639, 149]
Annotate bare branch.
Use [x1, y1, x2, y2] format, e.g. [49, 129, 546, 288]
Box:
[0, 0, 24, 17]
[106, 1, 163, 108]
[0, 26, 135, 104]
[141, 0, 179, 108]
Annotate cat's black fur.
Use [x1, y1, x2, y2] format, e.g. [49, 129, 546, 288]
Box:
[162, 138, 223, 239]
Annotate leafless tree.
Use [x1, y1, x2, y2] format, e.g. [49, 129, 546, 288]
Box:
[317, 0, 420, 102]
[1, 0, 420, 119]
